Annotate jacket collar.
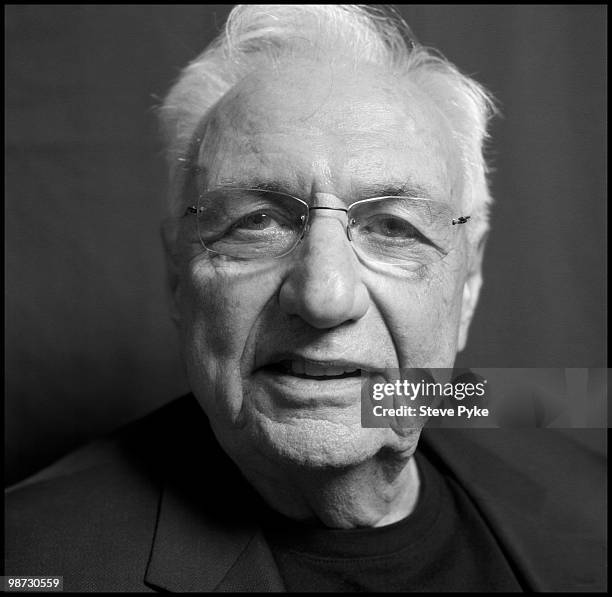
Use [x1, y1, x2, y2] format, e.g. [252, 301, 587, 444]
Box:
[141, 396, 286, 592]
[420, 428, 605, 592]
[144, 483, 285, 592]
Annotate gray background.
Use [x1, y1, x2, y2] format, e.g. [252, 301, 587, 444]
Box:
[5, 5, 607, 485]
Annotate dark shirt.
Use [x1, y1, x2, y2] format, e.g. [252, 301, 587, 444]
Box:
[263, 449, 522, 592]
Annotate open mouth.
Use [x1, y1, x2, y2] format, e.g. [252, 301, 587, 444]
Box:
[262, 360, 363, 381]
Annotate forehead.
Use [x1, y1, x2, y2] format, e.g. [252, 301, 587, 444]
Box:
[199, 59, 460, 202]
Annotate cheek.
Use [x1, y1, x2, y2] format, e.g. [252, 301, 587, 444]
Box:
[175, 258, 283, 422]
[368, 260, 467, 368]
[179, 258, 277, 359]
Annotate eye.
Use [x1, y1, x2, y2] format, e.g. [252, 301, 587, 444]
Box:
[374, 217, 418, 238]
[234, 211, 276, 230]
[358, 215, 421, 240]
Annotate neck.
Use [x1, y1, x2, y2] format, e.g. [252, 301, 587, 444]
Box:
[240, 448, 420, 529]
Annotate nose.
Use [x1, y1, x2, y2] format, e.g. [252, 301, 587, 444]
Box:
[278, 209, 369, 329]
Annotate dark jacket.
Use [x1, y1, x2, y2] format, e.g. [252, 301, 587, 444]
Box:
[5, 395, 606, 592]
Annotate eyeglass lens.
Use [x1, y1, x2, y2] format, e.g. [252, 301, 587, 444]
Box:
[195, 189, 456, 267]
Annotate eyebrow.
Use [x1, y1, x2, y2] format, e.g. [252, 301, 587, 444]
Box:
[353, 182, 434, 201]
[242, 180, 295, 194]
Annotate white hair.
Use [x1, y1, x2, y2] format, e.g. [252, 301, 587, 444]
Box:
[159, 4, 497, 242]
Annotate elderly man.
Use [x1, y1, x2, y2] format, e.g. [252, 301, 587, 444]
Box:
[6, 5, 605, 593]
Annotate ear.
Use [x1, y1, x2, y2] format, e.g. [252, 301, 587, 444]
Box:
[457, 231, 487, 353]
[160, 218, 182, 328]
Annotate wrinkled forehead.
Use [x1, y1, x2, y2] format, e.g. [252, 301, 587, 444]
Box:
[197, 58, 462, 203]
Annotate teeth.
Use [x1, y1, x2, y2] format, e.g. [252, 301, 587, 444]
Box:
[303, 361, 320, 376]
[276, 360, 361, 377]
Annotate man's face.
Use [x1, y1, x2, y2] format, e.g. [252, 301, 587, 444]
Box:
[168, 59, 479, 469]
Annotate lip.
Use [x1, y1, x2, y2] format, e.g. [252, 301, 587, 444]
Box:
[252, 354, 374, 407]
[253, 366, 364, 408]
[255, 353, 377, 376]
[257, 351, 377, 368]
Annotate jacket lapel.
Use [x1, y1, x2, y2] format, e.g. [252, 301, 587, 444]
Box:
[214, 530, 285, 592]
[144, 483, 285, 592]
[421, 428, 606, 592]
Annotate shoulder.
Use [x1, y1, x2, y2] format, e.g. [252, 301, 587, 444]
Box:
[421, 428, 607, 591]
[5, 395, 199, 591]
[442, 427, 603, 488]
[422, 427, 606, 524]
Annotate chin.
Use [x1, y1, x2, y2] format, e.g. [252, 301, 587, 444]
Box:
[246, 414, 419, 469]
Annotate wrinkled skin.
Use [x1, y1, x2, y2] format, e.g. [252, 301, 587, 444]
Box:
[164, 59, 484, 527]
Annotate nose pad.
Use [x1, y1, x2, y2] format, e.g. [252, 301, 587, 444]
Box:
[346, 221, 353, 242]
